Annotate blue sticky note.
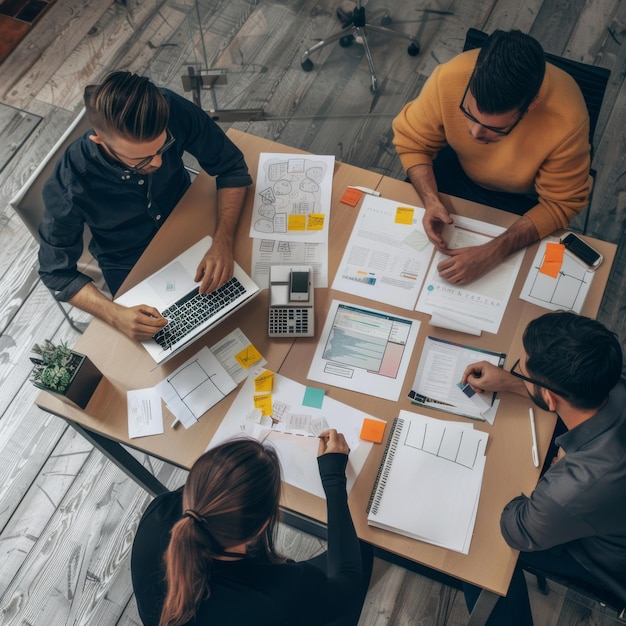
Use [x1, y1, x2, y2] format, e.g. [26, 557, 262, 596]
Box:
[303, 386, 325, 409]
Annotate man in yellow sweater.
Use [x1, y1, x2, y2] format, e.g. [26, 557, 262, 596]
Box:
[393, 30, 590, 284]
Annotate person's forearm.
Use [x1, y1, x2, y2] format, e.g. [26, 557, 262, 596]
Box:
[406, 163, 442, 209]
[489, 215, 540, 260]
[68, 282, 124, 326]
[212, 186, 247, 250]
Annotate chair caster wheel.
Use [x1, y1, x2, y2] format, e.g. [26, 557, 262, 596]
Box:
[340, 35, 355, 48]
[381, 14, 392, 26]
[408, 43, 420, 56]
[301, 59, 314, 72]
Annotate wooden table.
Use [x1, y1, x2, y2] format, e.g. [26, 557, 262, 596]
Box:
[35, 129, 617, 623]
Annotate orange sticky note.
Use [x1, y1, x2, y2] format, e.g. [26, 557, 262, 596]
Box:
[254, 370, 274, 392]
[539, 242, 565, 278]
[395, 206, 414, 225]
[288, 214, 306, 231]
[340, 187, 364, 206]
[234, 344, 263, 368]
[307, 213, 325, 230]
[253, 393, 272, 417]
[360, 418, 386, 444]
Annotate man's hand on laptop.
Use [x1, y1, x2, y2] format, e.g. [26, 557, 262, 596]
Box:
[111, 304, 167, 340]
[195, 241, 235, 293]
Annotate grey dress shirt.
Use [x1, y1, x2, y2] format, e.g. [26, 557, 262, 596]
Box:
[500, 382, 626, 599]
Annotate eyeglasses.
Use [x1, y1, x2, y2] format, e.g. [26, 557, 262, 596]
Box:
[103, 128, 176, 171]
[459, 81, 526, 136]
[509, 358, 570, 398]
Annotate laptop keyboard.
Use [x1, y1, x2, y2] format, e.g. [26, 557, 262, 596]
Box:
[153, 277, 246, 349]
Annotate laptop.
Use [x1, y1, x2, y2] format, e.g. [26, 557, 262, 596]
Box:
[115, 236, 260, 364]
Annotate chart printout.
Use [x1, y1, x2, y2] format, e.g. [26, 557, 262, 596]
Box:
[308, 300, 420, 401]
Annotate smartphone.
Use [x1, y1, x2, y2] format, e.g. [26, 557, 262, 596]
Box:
[560, 233, 603, 270]
[289, 269, 310, 301]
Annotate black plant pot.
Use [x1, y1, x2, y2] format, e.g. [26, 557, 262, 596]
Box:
[33, 351, 103, 409]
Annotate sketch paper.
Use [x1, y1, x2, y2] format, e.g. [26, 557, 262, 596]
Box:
[251, 238, 328, 289]
[416, 216, 524, 334]
[127, 388, 164, 438]
[208, 372, 380, 498]
[156, 347, 237, 428]
[367, 410, 488, 554]
[520, 237, 594, 313]
[249, 153, 335, 244]
[408, 336, 505, 422]
[332, 196, 434, 309]
[308, 300, 420, 401]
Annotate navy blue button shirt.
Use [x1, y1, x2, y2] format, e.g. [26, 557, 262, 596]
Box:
[39, 89, 252, 301]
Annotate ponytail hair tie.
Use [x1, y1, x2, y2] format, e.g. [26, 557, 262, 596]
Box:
[183, 509, 206, 524]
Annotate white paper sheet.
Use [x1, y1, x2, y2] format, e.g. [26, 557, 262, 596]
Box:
[416, 215, 524, 334]
[209, 328, 266, 384]
[332, 196, 434, 310]
[208, 372, 380, 498]
[249, 153, 334, 244]
[408, 336, 505, 422]
[251, 238, 328, 289]
[127, 388, 163, 438]
[308, 300, 420, 402]
[519, 237, 594, 313]
[368, 410, 488, 554]
[156, 347, 237, 428]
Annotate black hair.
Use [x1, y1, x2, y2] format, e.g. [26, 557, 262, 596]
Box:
[84, 71, 169, 141]
[523, 311, 622, 410]
[470, 29, 546, 114]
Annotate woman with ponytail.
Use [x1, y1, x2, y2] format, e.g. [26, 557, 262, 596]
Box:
[131, 431, 372, 626]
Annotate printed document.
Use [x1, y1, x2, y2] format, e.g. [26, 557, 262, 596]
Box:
[308, 300, 420, 401]
[520, 237, 594, 313]
[251, 238, 328, 289]
[408, 336, 505, 423]
[249, 153, 334, 244]
[208, 372, 379, 498]
[332, 196, 434, 310]
[416, 215, 524, 334]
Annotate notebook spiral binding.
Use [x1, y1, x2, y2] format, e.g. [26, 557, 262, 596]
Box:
[367, 417, 404, 515]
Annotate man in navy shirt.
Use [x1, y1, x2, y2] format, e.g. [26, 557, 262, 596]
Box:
[39, 71, 252, 339]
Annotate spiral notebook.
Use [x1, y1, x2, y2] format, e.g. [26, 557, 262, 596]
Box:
[367, 411, 488, 554]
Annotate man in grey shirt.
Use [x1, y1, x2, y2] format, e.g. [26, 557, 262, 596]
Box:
[461, 311, 625, 624]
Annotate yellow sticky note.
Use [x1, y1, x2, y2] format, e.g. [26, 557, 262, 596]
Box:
[234, 344, 263, 369]
[307, 213, 325, 230]
[253, 393, 272, 417]
[539, 242, 565, 278]
[254, 370, 274, 392]
[360, 418, 386, 444]
[395, 206, 414, 225]
[288, 214, 306, 231]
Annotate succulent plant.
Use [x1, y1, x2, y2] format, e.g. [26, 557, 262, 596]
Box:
[30, 340, 80, 393]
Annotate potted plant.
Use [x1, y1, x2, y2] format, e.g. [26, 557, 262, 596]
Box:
[30, 339, 103, 409]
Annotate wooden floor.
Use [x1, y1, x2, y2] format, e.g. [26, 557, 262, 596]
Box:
[0, 1, 625, 624]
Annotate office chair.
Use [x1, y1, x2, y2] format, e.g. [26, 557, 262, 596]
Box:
[9, 108, 105, 334]
[300, 1, 424, 93]
[463, 28, 611, 235]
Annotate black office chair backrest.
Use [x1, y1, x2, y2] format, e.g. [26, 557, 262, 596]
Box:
[462, 28, 610, 146]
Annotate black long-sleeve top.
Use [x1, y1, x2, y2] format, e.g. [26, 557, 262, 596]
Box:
[131, 453, 363, 626]
[39, 89, 252, 302]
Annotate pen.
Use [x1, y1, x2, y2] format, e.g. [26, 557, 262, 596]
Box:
[529, 408, 539, 467]
[171, 418, 180, 429]
[348, 185, 381, 196]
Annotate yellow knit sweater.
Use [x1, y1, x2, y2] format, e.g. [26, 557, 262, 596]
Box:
[392, 49, 591, 237]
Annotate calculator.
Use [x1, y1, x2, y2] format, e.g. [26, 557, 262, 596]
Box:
[268, 266, 315, 338]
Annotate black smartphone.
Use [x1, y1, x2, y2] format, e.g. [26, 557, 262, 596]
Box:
[289, 269, 310, 301]
[560, 233, 603, 270]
